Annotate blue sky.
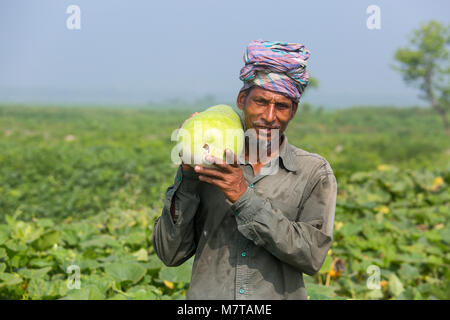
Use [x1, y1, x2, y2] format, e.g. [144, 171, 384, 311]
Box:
[0, 0, 449, 108]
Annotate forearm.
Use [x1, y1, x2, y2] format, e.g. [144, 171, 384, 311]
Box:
[152, 166, 201, 266]
[231, 174, 337, 275]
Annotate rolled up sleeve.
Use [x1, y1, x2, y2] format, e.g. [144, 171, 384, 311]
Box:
[231, 171, 337, 276]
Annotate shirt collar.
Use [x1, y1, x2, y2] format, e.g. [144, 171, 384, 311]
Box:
[278, 134, 297, 173]
[238, 110, 297, 173]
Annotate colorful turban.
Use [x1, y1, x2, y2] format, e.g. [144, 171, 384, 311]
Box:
[239, 39, 310, 103]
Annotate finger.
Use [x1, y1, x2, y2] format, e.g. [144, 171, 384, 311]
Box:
[194, 165, 225, 180]
[178, 112, 199, 129]
[188, 112, 199, 119]
[204, 154, 229, 170]
[198, 174, 225, 188]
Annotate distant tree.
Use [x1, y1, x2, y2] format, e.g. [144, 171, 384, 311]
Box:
[308, 76, 319, 89]
[393, 20, 450, 135]
[299, 76, 319, 114]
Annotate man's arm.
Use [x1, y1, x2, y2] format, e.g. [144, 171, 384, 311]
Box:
[231, 167, 337, 276]
[151, 166, 200, 267]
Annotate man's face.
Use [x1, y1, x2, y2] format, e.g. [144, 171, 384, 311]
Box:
[236, 86, 298, 143]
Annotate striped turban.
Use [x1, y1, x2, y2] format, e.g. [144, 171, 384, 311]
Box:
[239, 40, 310, 103]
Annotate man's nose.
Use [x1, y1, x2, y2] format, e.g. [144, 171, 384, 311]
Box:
[262, 104, 276, 124]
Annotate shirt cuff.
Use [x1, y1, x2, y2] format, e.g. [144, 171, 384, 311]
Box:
[177, 166, 200, 193]
[229, 186, 259, 223]
[229, 186, 266, 246]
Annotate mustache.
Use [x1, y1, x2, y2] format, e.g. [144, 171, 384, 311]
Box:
[252, 123, 281, 130]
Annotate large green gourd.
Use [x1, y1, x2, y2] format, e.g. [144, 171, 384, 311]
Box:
[178, 105, 244, 167]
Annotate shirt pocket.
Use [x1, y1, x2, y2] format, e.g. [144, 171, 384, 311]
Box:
[269, 199, 299, 221]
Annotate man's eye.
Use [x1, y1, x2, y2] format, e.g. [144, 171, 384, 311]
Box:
[255, 99, 266, 105]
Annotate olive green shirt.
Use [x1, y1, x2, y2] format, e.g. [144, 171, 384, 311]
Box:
[152, 134, 337, 300]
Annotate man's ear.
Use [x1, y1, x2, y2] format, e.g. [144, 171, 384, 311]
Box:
[236, 90, 247, 111]
[290, 102, 299, 120]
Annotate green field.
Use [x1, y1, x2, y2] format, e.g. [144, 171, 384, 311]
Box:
[0, 104, 449, 299]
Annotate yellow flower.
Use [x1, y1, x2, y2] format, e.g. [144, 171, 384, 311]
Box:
[380, 206, 390, 214]
[377, 164, 389, 171]
[163, 280, 175, 290]
[431, 176, 444, 191]
[375, 206, 389, 214]
[335, 221, 344, 231]
[328, 258, 344, 279]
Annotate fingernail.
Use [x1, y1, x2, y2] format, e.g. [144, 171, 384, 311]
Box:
[194, 166, 200, 171]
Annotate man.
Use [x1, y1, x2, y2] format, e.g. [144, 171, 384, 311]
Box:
[152, 40, 337, 299]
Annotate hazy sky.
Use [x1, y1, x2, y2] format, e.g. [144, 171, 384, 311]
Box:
[1, 0, 449, 108]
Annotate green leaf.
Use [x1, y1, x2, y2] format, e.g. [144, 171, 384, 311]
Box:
[0, 247, 7, 259]
[307, 284, 332, 300]
[108, 293, 128, 300]
[104, 262, 146, 284]
[388, 274, 405, 297]
[27, 278, 67, 299]
[338, 223, 362, 237]
[366, 289, 384, 300]
[29, 257, 55, 268]
[0, 228, 9, 245]
[440, 226, 450, 244]
[132, 248, 149, 262]
[4, 240, 27, 252]
[398, 263, 420, 280]
[126, 285, 158, 300]
[61, 228, 79, 247]
[159, 257, 193, 284]
[36, 218, 55, 229]
[61, 286, 106, 300]
[18, 267, 52, 280]
[10, 221, 42, 243]
[318, 255, 333, 274]
[144, 255, 165, 271]
[0, 272, 23, 288]
[82, 274, 115, 295]
[78, 235, 118, 249]
[31, 230, 61, 251]
[9, 254, 28, 269]
[170, 292, 188, 300]
[426, 255, 443, 265]
[122, 232, 147, 247]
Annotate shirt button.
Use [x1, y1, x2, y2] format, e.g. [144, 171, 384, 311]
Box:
[241, 252, 246, 257]
[239, 289, 245, 294]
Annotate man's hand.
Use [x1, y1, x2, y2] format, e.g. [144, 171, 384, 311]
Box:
[194, 149, 247, 203]
[179, 112, 198, 171]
